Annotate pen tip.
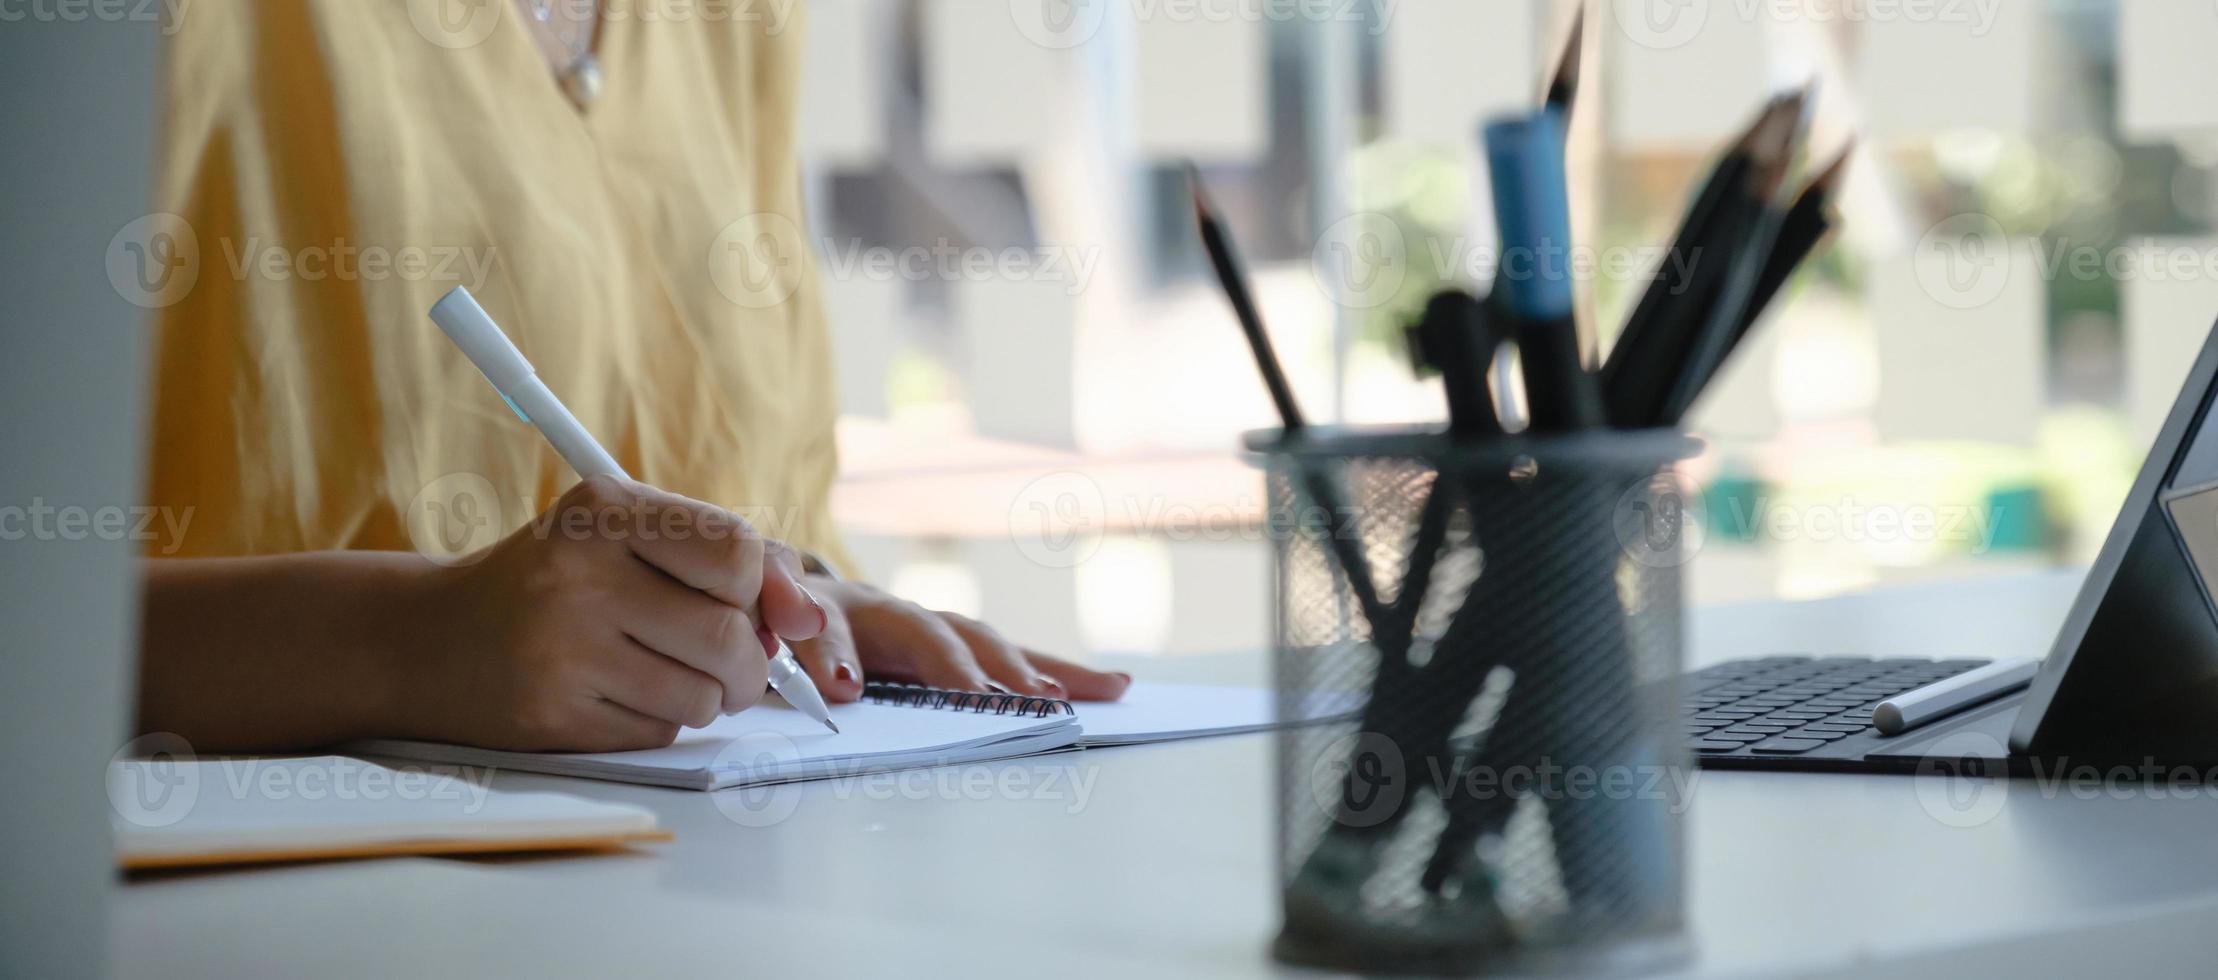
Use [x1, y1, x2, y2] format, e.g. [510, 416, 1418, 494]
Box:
[823, 720, 841, 735]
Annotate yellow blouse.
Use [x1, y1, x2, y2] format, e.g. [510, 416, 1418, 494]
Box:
[146, 0, 847, 567]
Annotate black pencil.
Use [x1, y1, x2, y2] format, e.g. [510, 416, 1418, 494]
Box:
[1189, 168, 1306, 433]
[1600, 90, 1807, 428]
[1543, 8, 1585, 117]
[1659, 95, 1817, 423]
[1651, 143, 1848, 423]
[1742, 142, 1851, 339]
[1188, 166, 1386, 622]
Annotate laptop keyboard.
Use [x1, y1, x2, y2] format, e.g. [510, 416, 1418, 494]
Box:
[1683, 656, 1991, 756]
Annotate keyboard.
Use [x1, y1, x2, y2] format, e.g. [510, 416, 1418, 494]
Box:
[1683, 656, 1990, 767]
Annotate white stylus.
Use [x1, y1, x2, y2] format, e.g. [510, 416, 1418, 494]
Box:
[1871, 659, 2039, 736]
[430, 286, 839, 734]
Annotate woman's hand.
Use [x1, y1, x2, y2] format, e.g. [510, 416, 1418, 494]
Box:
[785, 574, 1132, 705]
[410, 476, 826, 752]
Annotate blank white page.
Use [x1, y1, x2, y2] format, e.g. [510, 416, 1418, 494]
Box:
[355, 700, 1081, 791]
[1075, 683, 1354, 746]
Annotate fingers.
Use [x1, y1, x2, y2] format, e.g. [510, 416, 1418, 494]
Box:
[591, 637, 729, 730]
[576, 700, 685, 753]
[883, 610, 996, 693]
[562, 475, 821, 643]
[788, 592, 865, 703]
[612, 560, 772, 714]
[1021, 652, 1134, 702]
[757, 540, 826, 642]
[566, 476, 764, 611]
[942, 614, 1055, 697]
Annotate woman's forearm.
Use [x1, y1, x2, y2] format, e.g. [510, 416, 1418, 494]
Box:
[137, 552, 448, 752]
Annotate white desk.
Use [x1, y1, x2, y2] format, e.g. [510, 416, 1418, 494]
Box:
[111, 571, 2218, 977]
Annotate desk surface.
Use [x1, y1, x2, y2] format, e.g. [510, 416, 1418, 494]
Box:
[112, 570, 2218, 978]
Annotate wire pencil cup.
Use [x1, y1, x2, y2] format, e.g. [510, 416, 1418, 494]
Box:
[1257, 428, 1697, 976]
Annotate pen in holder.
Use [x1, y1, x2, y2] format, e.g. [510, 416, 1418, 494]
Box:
[1256, 425, 1698, 977]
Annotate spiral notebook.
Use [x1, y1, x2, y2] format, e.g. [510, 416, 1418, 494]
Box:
[353, 683, 1085, 791]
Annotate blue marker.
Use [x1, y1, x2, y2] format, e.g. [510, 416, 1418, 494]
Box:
[1483, 109, 1602, 431]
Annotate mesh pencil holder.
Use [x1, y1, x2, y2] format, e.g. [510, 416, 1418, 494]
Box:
[1253, 427, 1698, 976]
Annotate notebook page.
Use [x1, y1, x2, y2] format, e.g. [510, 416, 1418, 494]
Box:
[354, 699, 1081, 790]
[564, 699, 1076, 773]
[1073, 683, 1356, 746]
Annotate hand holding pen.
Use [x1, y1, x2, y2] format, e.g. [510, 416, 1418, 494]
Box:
[429, 287, 841, 742]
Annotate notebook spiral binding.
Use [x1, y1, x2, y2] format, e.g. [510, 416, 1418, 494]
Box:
[861, 682, 1075, 719]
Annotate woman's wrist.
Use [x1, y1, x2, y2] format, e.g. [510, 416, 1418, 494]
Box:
[346, 553, 469, 744]
[138, 551, 460, 750]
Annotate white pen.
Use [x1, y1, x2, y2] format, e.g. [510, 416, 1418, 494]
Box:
[429, 286, 840, 735]
[1871, 659, 2039, 736]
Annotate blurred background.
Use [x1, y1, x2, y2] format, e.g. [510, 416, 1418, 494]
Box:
[803, 0, 2218, 661]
